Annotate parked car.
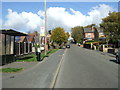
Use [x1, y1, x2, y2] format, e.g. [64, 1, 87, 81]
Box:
[116, 48, 120, 63]
[66, 41, 71, 48]
[66, 45, 70, 48]
[78, 43, 81, 46]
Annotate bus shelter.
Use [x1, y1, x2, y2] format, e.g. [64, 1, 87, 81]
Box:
[0, 29, 27, 65]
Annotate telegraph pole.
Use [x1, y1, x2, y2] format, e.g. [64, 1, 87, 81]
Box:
[44, 0, 47, 55]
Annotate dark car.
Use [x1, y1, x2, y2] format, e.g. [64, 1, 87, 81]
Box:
[66, 41, 70, 48]
[116, 48, 120, 63]
[66, 45, 70, 48]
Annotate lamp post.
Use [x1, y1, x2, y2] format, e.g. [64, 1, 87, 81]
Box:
[44, 0, 47, 55]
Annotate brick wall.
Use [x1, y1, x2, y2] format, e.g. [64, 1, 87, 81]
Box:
[85, 33, 94, 38]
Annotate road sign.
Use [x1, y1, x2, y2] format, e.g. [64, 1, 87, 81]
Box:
[40, 27, 45, 36]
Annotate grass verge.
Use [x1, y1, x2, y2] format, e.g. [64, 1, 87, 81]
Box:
[47, 49, 59, 55]
[16, 49, 59, 62]
[0, 68, 23, 73]
[41, 49, 59, 60]
[16, 54, 37, 62]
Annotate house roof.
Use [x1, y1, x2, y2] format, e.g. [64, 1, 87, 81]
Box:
[95, 27, 103, 32]
[28, 35, 35, 42]
[0, 29, 27, 36]
[84, 28, 94, 33]
[28, 31, 40, 42]
[28, 31, 39, 36]
[84, 27, 103, 33]
[18, 36, 27, 43]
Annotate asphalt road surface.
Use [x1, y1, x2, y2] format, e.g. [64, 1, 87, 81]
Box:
[54, 44, 118, 88]
[2, 49, 65, 88]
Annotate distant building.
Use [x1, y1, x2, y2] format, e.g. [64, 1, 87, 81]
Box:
[95, 27, 106, 41]
[15, 36, 32, 56]
[28, 31, 40, 44]
[28, 31, 40, 52]
[84, 27, 95, 41]
[83, 26, 106, 42]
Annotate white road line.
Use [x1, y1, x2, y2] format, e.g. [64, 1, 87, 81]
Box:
[50, 49, 67, 88]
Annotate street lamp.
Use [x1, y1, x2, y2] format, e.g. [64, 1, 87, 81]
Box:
[44, 0, 47, 55]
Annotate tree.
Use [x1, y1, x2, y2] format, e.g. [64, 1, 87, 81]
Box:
[93, 26, 99, 41]
[65, 32, 70, 41]
[84, 24, 95, 28]
[51, 27, 67, 46]
[71, 26, 84, 43]
[48, 30, 52, 35]
[100, 12, 120, 43]
[28, 31, 31, 35]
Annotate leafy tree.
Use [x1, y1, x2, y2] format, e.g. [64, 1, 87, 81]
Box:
[48, 30, 52, 35]
[65, 32, 70, 41]
[84, 24, 95, 28]
[93, 26, 99, 41]
[28, 31, 31, 35]
[100, 12, 120, 43]
[71, 26, 84, 43]
[51, 27, 67, 46]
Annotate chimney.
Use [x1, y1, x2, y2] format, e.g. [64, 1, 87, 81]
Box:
[92, 26, 95, 32]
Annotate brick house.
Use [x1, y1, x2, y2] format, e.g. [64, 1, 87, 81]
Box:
[28, 34, 35, 52]
[15, 36, 32, 56]
[96, 27, 106, 41]
[84, 26, 105, 42]
[15, 31, 41, 57]
[28, 31, 41, 52]
[84, 27, 95, 41]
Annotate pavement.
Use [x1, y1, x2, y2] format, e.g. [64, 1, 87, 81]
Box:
[2, 62, 38, 77]
[93, 49, 116, 58]
[2, 49, 65, 88]
[54, 44, 118, 88]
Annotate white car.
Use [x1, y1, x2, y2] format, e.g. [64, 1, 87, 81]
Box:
[116, 48, 120, 63]
[40, 46, 45, 51]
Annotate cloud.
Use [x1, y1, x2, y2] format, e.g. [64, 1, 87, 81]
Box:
[4, 9, 44, 32]
[87, 4, 114, 25]
[0, 19, 2, 29]
[46, 4, 114, 31]
[3, 4, 114, 32]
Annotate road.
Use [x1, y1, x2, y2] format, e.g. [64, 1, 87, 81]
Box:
[54, 44, 118, 88]
[2, 49, 65, 88]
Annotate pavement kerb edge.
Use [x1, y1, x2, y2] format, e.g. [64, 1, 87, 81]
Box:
[50, 49, 67, 88]
[43, 49, 62, 61]
[2, 49, 62, 79]
[80, 47, 116, 58]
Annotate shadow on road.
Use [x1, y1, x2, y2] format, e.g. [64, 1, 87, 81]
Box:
[109, 59, 120, 64]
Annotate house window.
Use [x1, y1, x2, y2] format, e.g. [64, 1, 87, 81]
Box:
[88, 33, 91, 38]
[100, 32, 104, 35]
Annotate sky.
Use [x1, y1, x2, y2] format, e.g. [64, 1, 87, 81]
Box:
[0, 2, 119, 33]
